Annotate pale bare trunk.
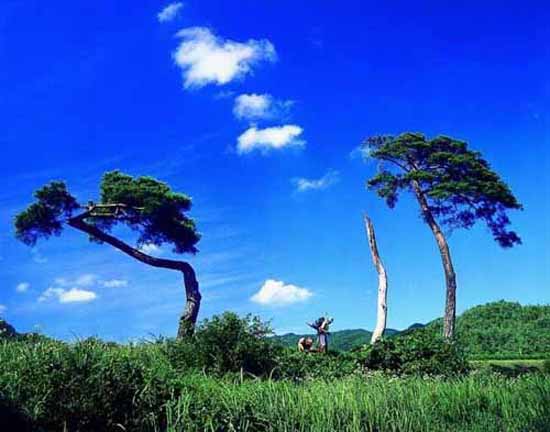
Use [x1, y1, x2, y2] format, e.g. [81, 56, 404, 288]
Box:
[364, 214, 388, 344]
[411, 181, 457, 339]
[68, 215, 201, 339]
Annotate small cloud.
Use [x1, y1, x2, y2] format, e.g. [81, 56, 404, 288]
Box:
[237, 125, 304, 154]
[251, 279, 313, 306]
[349, 145, 369, 160]
[139, 243, 163, 255]
[75, 274, 97, 287]
[233, 93, 293, 121]
[293, 170, 339, 192]
[16, 282, 30, 293]
[157, 2, 184, 22]
[173, 27, 276, 89]
[214, 90, 236, 100]
[31, 248, 47, 264]
[0, 305, 6, 314]
[39, 287, 97, 304]
[101, 279, 128, 288]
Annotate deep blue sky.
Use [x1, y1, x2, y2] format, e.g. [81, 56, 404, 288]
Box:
[1, 0, 548, 340]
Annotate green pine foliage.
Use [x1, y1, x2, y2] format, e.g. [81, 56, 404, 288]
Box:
[14, 170, 200, 254]
[363, 133, 522, 247]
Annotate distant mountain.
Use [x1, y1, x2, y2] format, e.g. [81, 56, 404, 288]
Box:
[273, 301, 550, 359]
[272, 327, 401, 351]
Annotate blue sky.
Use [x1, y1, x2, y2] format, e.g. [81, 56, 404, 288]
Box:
[1, 0, 548, 341]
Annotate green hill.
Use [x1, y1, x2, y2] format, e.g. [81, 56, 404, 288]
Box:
[273, 301, 550, 358]
[423, 301, 550, 359]
[272, 328, 400, 351]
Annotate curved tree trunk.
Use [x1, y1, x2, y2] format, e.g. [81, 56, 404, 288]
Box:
[412, 181, 457, 339]
[68, 215, 201, 339]
[363, 214, 388, 344]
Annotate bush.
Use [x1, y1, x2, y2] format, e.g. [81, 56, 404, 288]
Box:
[542, 359, 550, 374]
[363, 331, 469, 376]
[274, 349, 361, 381]
[0, 337, 177, 431]
[194, 312, 280, 377]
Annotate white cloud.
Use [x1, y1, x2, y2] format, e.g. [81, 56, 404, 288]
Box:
[157, 2, 184, 22]
[39, 287, 97, 304]
[31, 247, 47, 264]
[139, 243, 163, 255]
[101, 279, 128, 288]
[233, 93, 293, 121]
[173, 27, 276, 89]
[75, 274, 97, 287]
[237, 125, 304, 154]
[0, 305, 6, 314]
[251, 279, 313, 306]
[16, 282, 30, 293]
[293, 170, 339, 192]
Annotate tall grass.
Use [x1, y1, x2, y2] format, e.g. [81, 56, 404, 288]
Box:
[1, 337, 549, 431]
[161, 373, 550, 432]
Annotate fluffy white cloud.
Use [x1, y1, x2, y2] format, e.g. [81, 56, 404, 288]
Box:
[233, 93, 293, 121]
[101, 279, 128, 288]
[16, 282, 30, 293]
[293, 170, 339, 192]
[173, 27, 276, 89]
[237, 125, 304, 154]
[251, 279, 312, 306]
[39, 287, 97, 304]
[0, 305, 6, 314]
[157, 2, 184, 22]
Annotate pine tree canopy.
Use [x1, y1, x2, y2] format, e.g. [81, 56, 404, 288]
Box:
[15, 170, 200, 254]
[363, 132, 522, 247]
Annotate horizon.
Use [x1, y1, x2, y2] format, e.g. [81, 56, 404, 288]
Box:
[1, 0, 548, 342]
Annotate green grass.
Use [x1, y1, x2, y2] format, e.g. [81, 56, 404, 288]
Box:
[1, 337, 549, 431]
[159, 373, 550, 432]
[471, 359, 546, 368]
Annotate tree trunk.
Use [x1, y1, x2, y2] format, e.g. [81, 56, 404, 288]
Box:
[363, 214, 388, 344]
[68, 216, 201, 339]
[411, 181, 457, 339]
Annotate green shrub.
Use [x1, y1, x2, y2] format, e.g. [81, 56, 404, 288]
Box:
[274, 349, 360, 381]
[194, 312, 280, 377]
[363, 331, 469, 376]
[542, 359, 550, 374]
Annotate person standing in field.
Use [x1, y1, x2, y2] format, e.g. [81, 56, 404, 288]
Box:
[317, 317, 333, 353]
[307, 316, 333, 353]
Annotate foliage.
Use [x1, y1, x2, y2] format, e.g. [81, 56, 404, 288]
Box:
[14, 181, 80, 246]
[543, 359, 550, 374]
[14, 170, 200, 254]
[363, 132, 522, 247]
[190, 312, 280, 376]
[362, 331, 470, 376]
[424, 301, 550, 359]
[1, 334, 549, 432]
[274, 301, 550, 360]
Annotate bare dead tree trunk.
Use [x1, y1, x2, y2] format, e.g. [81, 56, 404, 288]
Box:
[411, 181, 457, 339]
[363, 214, 388, 344]
[68, 215, 201, 339]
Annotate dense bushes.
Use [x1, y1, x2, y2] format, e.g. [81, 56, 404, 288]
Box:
[0, 312, 546, 431]
[362, 331, 470, 376]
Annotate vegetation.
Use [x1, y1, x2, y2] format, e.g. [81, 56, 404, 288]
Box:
[274, 301, 550, 359]
[1, 311, 549, 431]
[423, 301, 550, 359]
[363, 133, 522, 338]
[14, 171, 202, 337]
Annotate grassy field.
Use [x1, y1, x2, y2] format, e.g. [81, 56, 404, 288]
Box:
[157, 374, 550, 432]
[471, 359, 545, 368]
